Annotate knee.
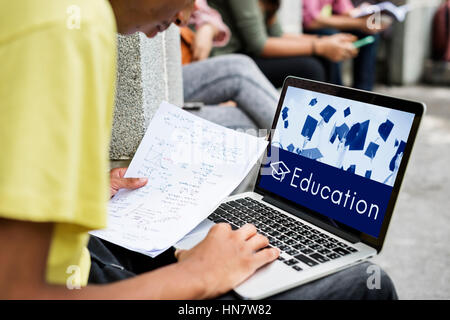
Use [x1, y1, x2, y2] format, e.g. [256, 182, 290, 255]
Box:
[220, 54, 260, 76]
[353, 262, 398, 300]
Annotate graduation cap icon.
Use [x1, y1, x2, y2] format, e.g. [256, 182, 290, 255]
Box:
[282, 107, 289, 120]
[364, 142, 380, 160]
[320, 105, 337, 123]
[345, 120, 370, 151]
[344, 107, 351, 118]
[270, 161, 291, 182]
[330, 123, 350, 144]
[300, 148, 323, 160]
[301, 115, 318, 140]
[378, 119, 394, 142]
[309, 98, 318, 106]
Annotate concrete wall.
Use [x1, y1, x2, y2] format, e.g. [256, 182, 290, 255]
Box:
[110, 26, 183, 160]
[388, 0, 442, 84]
[278, 0, 302, 34]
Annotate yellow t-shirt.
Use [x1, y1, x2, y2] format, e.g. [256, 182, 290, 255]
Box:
[0, 0, 117, 286]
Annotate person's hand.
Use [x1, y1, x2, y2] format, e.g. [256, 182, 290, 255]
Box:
[192, 23, 217, 61]
[109, 167, 148, 198]
[175, 223, 279, 299]
[315, 33, 359, 62]
[192, 24, 216, 61]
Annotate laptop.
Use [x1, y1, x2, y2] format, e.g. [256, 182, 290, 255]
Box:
[175, 76, 425, 300]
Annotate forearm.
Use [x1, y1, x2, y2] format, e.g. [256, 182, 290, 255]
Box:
[260, 36, 316, 57]
[13, 261, 207, 300]
[307, 15, 362, 31]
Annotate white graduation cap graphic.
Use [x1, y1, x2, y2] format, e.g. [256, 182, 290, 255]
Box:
[270, 161, 291, 182]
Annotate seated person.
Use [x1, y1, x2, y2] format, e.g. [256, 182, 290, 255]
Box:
[302, 0, 390, 91]
[207, 0, 359, 88]
[0, 0, 397, 300]
[181, 0, 279, 129]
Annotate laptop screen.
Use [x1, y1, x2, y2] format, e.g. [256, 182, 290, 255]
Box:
[257, 86, 416, 238]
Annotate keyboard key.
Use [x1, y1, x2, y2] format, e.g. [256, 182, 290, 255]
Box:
[290, 233, 302, 240]
[300, 248, 314, 255]
[326, 253, 341, 260]
[317, 248, 331, 255]
[333, 247, 351, 256]
[226, 201, 241, 208]
[292, 244, 305, 250]
[279, 245, 290, 251]
[286, 249, 299, 256]
[347, 247, 358, 253]
[271, 240, 282, 247]
[214, 208, 227, 216]
[285, 239, 296, 246]
[323, 242, 337, 249]
[294, 254, 319, 267]
[309, 244, 322, 251]
[286, 231, 296, 237]
[307, 234, 321, 241]
[292, 265, 303, 271]
[309, 253, 330, 263]
[283, 259, 298, 266]
[298, 230, 311, 237]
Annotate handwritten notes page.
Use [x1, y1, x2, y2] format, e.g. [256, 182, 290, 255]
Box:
[90, 102, 268, 257]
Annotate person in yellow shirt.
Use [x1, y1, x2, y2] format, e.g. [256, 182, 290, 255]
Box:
[0, 0, 280, 299]
[0, 0, 397, 300]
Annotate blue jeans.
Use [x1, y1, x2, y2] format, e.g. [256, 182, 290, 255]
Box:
[306, 28, 380, 91]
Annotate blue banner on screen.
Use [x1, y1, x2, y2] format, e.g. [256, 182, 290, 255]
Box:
[259, 147, 392, 237]
[259, 86, 416, 238]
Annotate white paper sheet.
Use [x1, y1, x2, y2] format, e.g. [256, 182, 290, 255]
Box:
[351, 2, 410, 21]
[90, 102, 268, 257]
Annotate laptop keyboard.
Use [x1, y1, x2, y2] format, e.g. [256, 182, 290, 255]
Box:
[207, 197, 358, 272]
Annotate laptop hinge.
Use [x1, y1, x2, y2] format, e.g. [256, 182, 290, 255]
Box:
[262, 195, 360, 244]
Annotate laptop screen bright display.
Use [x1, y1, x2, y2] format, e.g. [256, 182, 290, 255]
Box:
[257, 86, 415, 238]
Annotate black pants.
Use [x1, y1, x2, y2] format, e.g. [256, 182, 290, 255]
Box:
[253, 56, 326, 88]
[88, 236, 177, 284]
[88, 236, 398, 300]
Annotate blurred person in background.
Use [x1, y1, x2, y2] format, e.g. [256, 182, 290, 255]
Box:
[181, 0, 280, 129]
[207, 0, 360, 88]
[302, 0, 390, 90]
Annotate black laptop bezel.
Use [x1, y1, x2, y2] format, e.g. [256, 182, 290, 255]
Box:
[254, 76, 425, 253]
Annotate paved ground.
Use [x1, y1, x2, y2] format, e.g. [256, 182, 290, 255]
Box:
[370, 85, 450, 300]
